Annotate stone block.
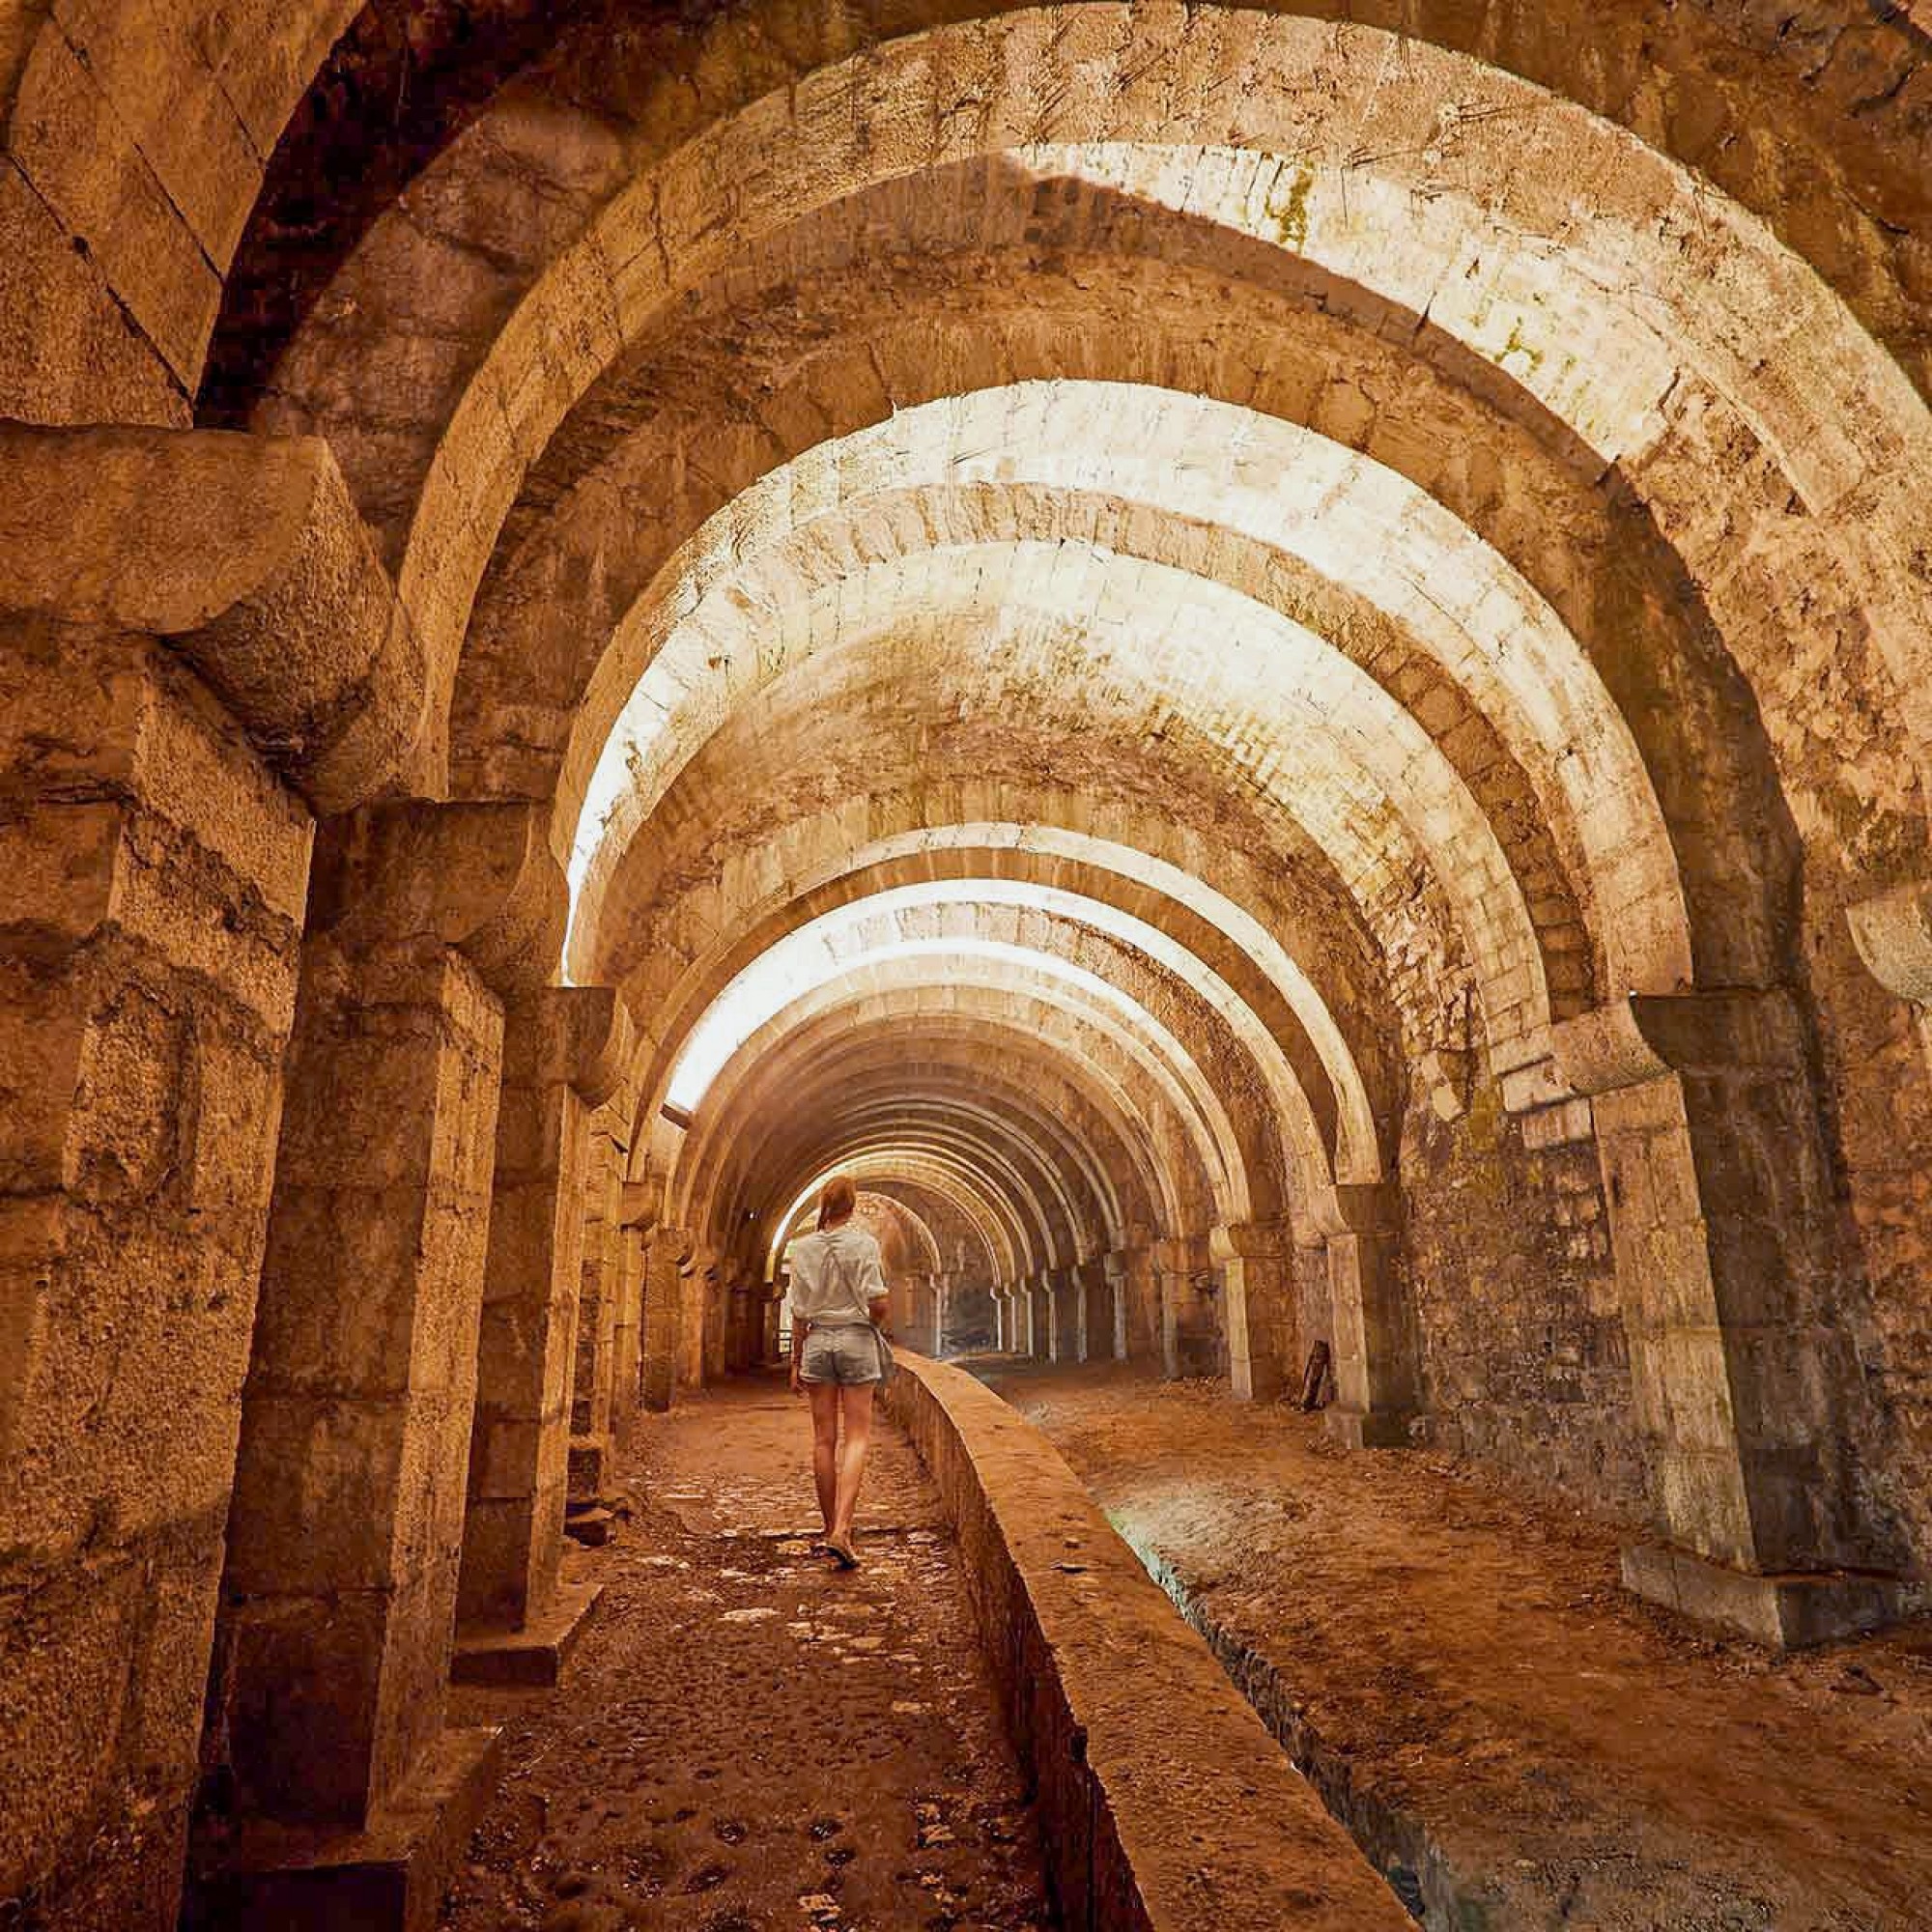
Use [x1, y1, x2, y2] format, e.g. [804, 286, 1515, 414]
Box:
[1621, 1544, 1907, 1650]
[223, 1394, 409, 1595]
[188, 1722, 504, 1932]
[0, 165, 184, 425]
[451, 1575, 604, 1689]
[568, 1434, 612, 1499]
[9, 25, 221, 384]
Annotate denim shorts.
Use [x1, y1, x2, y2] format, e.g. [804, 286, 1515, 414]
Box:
[800, 1323, 885, 1385]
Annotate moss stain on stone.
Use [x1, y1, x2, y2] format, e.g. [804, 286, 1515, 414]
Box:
[1265, 160, 1318, 253]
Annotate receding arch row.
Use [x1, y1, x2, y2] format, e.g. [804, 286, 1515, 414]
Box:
[448, 182, 1886, 997]
[675, 955, 1255, 1231]
[668, 977, 1242, 1249]
[611, 794, 1406, 1178]
[765, 1148, 1029, 1286]
[558, 386, 1685, 993]
[658, 883, 1350, 1214]
[719, 1032, 1174, 1257]
[556, 412, 1698, 1061]
[241, 11, 1932, 808]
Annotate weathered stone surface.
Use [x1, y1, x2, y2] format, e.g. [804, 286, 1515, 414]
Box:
[7, 0, 1932, 1914]
[0, 626, 310, 1928]
[886, 1350, 1415, 1929]
[0, 424, 426, 810]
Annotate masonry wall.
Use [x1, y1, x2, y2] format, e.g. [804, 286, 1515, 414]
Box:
[1399, 1072, 1646, 1519]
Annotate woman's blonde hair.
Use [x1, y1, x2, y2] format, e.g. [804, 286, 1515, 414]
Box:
[817, 1174, 857, 1229]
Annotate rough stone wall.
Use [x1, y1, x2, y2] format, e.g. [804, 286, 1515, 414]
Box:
[1399, 1071, 1645, 1518]
[0, 627, 311, 1927]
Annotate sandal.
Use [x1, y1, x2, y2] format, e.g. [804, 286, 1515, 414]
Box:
[825, 1536, 861, 1570]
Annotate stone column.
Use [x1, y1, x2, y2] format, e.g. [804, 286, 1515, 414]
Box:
[1553, 993, 1903, 1646]
[1157, 1234, 1219, 1378]
[454, 986, 629, 1685]
[639, 1225, 690, 1413]
[610, 1211, 646, 1437]
[1044, 1268, 1081, 1363]
[0, 424, 423, 1931]
[1027, 1276, 1053, 1359]
[997, 1282, 1019, 1352]
[197, 801, 564, 1922]
[1109, 1245, 1158, 1363]
[678, 1255, 708, 1389]
[1213, 1222, 1299, 1403]
[1316, 1184, 1417, 1445]
[567, 1105, 628, 1507]
[1102, 1251, 1130, 1361]
[1075, 1257, 1113, 1363]
[702, 1258, 729, 1381]
[934, 1273, 952, 1356]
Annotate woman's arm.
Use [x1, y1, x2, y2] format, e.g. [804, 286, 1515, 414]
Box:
[790, 1316, 810, 1394]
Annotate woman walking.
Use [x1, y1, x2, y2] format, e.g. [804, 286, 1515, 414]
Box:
[786, 1176, 892, 1568]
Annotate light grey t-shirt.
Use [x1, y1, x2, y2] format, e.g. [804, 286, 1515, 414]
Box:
[786, 1225, 888, 1328]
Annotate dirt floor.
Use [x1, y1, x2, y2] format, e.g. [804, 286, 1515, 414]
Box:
[440, 1373, 1052, 1932]
[975, 1359, 1932, 1932]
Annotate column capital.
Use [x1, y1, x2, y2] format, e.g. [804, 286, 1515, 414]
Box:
[1550, 988, 1804, 1096]
[311, 801, 567, 997]
[1848, 879, 1932, 1005]
[1208, 1218, 1294, 1263]
[1311, 1183, 1400, 1240]
[0, 423, 426, 813]
[512, 985, 635, 1105]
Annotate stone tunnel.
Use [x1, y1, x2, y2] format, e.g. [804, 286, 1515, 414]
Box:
[3, 2, 1932, 1926]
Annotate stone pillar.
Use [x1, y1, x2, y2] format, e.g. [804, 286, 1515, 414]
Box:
[196, 801, 564, 1921]
[1113, 1252, 1136, 1360]
[567, 1107, 626, 1506]
[702, 1258, 729, 1381]
[639, 1225, 690, 1413]
[0, 634, 312, 1928]
[1075, 1257, 1112, 1363]
[1027, 1276, 1053, 1359]
[1044, 1268, 1080, 1363]
[1156, 1234, 1221, 1378]
[1553, 993, 1904, 1646]
[934, 1273, 952, 1356]
[610, 1212, 646, 1437]
[729, 1269, 757, 1371]
[678, 1255, 708, 1389]
[454, 986, 629, 1684]
[762, 1282, 783, 1364]
[1320, 1184, 1416, 1445]
[1109, 1245, 1158, 1363]
[0, 424, 424, 1931]
[1213, 1222, 1299, 1402]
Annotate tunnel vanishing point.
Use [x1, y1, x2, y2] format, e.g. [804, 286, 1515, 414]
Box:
[3, 1, 1932, 1926]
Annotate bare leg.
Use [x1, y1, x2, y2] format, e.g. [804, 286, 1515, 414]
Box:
[807, 1381, 840, 1537]
[829, 1382, 876, 1553]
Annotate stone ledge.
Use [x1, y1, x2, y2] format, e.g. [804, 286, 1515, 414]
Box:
[1620, 1543, 1909, 1650]
[451, 1576, 605, 1689]
[186, 1723, 503, 1932]
[884, 1350, 1412, 1931]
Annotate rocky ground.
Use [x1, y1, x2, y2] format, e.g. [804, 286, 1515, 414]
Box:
[977, 1358, 1932, 1932]
[441, 1373, 1052, 1932]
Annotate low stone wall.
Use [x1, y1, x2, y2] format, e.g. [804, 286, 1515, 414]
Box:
[884, 1352, 1412, 1931]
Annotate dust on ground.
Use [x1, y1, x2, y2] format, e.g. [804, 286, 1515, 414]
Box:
[441, 1373, 1052, 1932]
[978, 1358, 1932, 1932]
